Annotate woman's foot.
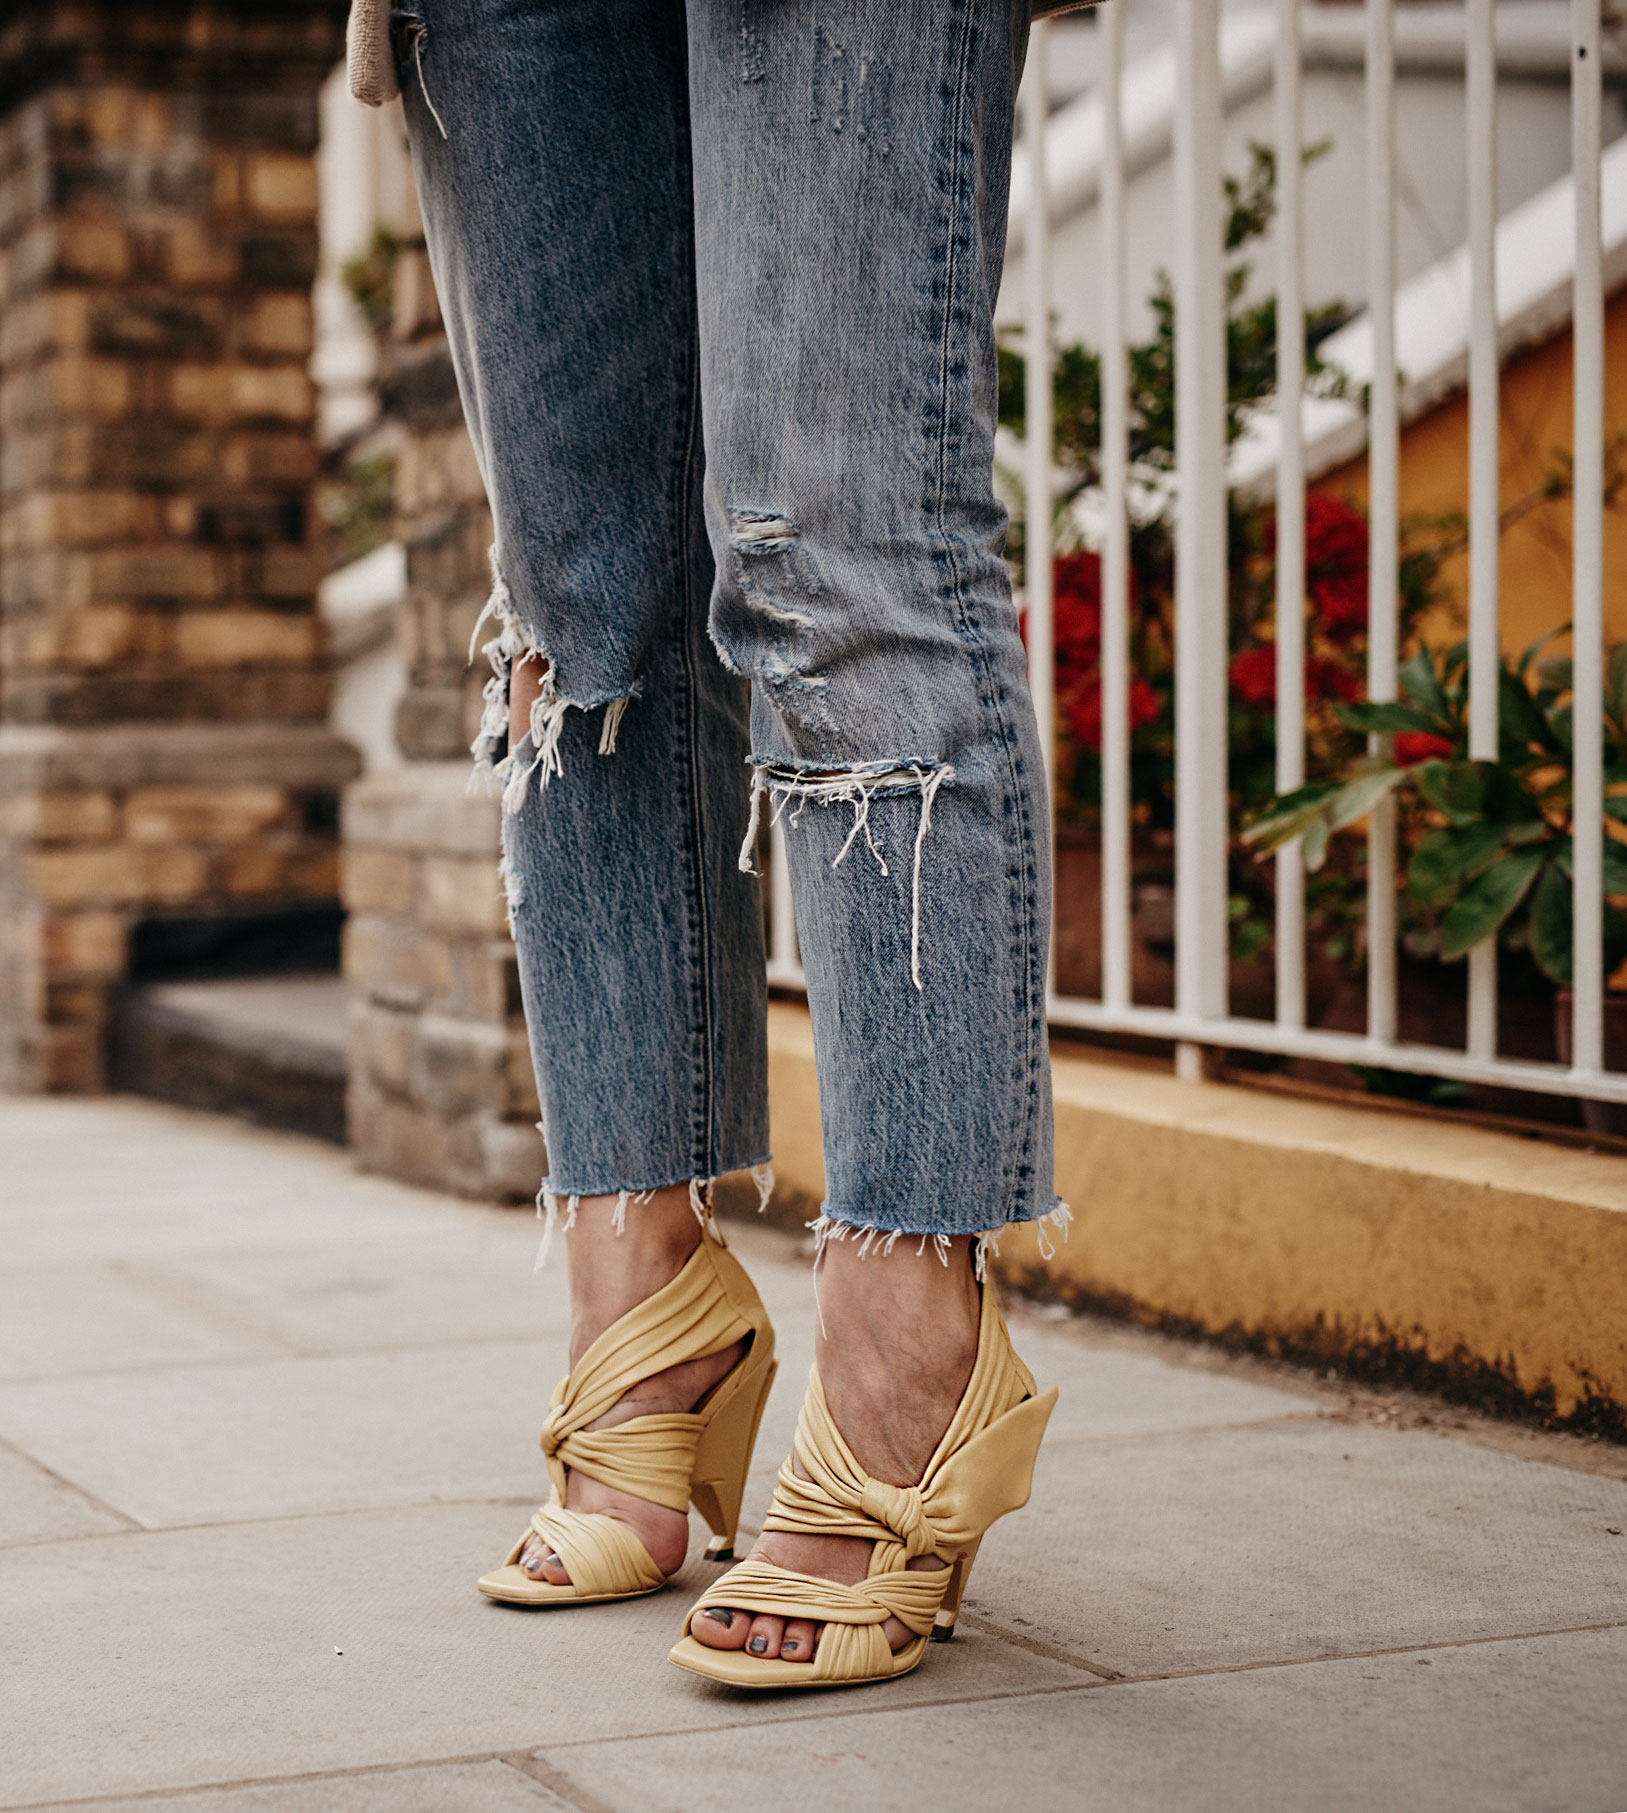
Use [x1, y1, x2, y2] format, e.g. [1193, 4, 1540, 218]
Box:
[518, 1186, 742, 1586]
[689, 1232, 980, 1661]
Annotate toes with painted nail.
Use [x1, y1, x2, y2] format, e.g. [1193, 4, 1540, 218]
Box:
[692, 1606, 749, 1651]
[745, 1614, 784, 1658]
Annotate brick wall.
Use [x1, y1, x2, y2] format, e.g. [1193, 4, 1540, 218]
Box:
[0, 5, 346, 725]
[0, 2, 358, 1091]
[385, 207, 493, 761]
[341, 176, 545, 1197]
[344, 764, 542, 1198]
[0, 724, 352, 1088]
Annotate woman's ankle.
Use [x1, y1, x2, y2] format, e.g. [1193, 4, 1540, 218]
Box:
[564, 1181, 700, 1361]
[812, 1233, 980, 1486]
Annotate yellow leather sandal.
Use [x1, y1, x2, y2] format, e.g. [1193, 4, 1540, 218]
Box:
[478, 1226, 777, 1607]
[667, 1273, 1056, 1687]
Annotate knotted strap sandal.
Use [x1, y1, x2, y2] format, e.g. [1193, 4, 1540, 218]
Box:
[668, 1274, 1056, 1687]
[478, 1227, 777, 1607]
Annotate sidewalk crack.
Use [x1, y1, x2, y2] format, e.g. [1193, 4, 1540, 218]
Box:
[0, 1430, 143, 1536]
[956, 1612, 1122, 1678]
[497, 1752, 619, 1813]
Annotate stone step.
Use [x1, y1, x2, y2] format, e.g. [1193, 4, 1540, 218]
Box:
[109, 974, 348, 1145]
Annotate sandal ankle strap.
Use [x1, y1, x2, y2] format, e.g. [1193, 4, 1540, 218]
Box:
[762, 1286, 1050, 1566]
[541, 1232, 759, 1505]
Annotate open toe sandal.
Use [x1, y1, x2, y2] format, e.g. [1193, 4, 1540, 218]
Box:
[668, 1274, 1055, 1687]
[478, 1225, 777, 1607]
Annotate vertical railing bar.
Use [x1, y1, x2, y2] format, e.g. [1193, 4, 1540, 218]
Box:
[1100, 0, 1132, 1011]
[1365, 0, 1399, 1048]
[1273, 0, 1307, 1033]
[1023, 22, 1058, 998]
[1173, 0, 1230, 1079]
[1571, 0, 1605, 1075]
[1466, 0, 1500, 1061]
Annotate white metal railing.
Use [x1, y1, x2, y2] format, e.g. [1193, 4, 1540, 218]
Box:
[765, 0, 1625, 1110]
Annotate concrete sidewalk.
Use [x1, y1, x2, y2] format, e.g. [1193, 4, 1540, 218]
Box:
[3, 1097, 1626, 1813]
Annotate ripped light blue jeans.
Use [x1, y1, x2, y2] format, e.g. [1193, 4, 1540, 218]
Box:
[395, 0, 1064, 1249]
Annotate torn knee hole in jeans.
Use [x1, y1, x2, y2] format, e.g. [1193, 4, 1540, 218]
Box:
[729, 511, 799, 553]
[714, 509, 829, 712]
[468, 547, 634, 813]
[738, 759, 955, 990]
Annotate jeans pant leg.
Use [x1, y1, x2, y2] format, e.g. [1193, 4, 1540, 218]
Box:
[396, 0, 770, 1206]
[688, 0, 1062, 1245]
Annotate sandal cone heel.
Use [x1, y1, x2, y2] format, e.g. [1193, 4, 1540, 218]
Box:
[690, 1347, 778, 1563]
[668, 1275, 1055, 1689]
[478, 1226, 775, 1607]
[930, 1535, 981, 1643]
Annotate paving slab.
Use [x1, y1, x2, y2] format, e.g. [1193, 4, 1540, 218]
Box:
[534, 1624, 1627, 1813]
[135, 1221, 815, 1361]
[0, 1261, 286, 1383]
[136, 1230, 571, 1356]
[986, 1315, 1317, 1444]
[0, 1502, 1083, 1808]
[0, 1338, 567, 1527]
[0, 1099, 457, 1265]
[5, 1093, 1626, 1812]
[0, 1438, 129, 1547]
[24, 1761, 572, 1813]
[969, 1415, 1627, 1677]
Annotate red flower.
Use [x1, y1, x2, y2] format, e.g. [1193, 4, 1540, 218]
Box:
[1308, 655, 1360, 703]
[1395, 731, 1453, 765]
[1066, 678, 1161, 751]
[1044, 551, 1160, 751]
[1053, 551, 1103, 679]
[1304, 492, 1369, 641]
[1229, 645, 1277, 708]
[1054, 549, 1103, 606]
[1130, 678, 1162, 732]
[1067, 687, 1102, 748]
[1228, 646, 1362, 709]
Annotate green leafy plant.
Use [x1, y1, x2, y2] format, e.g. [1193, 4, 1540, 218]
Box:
[316, 447, 397, 568]
[341, 226, 400, 335]
[1001, 143, 1349, 496]
[1244, 635, 1627, 985]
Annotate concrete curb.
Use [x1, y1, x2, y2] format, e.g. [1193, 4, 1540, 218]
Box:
[750, 1003, 1627, 1429]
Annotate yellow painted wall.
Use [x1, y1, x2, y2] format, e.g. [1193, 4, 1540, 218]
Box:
[1319, 288, 1627, 656]
[758, 1002, 1627, 1418]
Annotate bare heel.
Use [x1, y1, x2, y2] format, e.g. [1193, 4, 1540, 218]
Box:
[689, 1349, 778, 1562]
[931, 1537, 982, 1643]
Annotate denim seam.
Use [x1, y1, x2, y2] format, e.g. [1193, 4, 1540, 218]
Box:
[671, 215, 718, 1186]
[928, 0, 1043, 1227]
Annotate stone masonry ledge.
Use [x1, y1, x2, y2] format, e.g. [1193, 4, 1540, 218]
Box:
[0, 723, 362, 793]
[760, 1002, 1627, 1424]
[343, 760, 501, 859]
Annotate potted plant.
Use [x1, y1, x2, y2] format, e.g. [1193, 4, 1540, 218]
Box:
[1245, 634, 1627, 1126]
